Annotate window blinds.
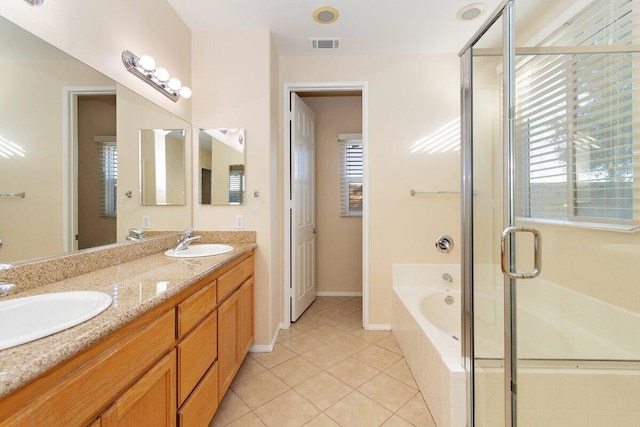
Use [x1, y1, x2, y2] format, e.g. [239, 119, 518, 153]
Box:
[340, 139, 363, 216]
[515, 0, 639, 223]
[99, 143, 117, 217]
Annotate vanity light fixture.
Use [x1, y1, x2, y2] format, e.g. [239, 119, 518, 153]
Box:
[121, 50, 192, 102]
[24, 0, 44, 5]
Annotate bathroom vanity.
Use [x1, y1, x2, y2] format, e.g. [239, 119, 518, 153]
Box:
[0, 236, 255, 427]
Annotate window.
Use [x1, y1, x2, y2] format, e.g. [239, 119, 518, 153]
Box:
[99, 142, 117, 217]
[515, 0, 638, 225]
[340, 135, 363, 216]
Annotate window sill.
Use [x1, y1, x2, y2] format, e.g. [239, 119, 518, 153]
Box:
[516, 217, 640, 233]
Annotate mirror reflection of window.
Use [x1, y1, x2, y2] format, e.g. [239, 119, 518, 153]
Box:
[229, 164, 245, 205]
[139, 129, 186, 206]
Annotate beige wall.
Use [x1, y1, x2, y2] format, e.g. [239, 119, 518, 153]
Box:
[77, 95, 117, 250]
[192, 29, 281, 347]
[116, 85, 191, 240]
[0, 61, 113, 263]
[281, 54, 462, 326]
[0, 0, 191, 121]
[302, 96, 363, 294]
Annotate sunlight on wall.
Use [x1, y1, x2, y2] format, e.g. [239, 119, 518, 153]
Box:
[410, 118, 460, 154]
[0, 135, 25, 158]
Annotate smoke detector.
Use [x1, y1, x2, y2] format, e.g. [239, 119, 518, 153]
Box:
[310, 38, 341, 50]
[457, 3, 485, 21]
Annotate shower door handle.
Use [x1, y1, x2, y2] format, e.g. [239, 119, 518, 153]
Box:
[500, 226, 542, 279]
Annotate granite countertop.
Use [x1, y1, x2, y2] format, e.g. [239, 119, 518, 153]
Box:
[0, 242, 257, 398]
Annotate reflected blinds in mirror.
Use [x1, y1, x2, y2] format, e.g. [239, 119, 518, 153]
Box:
[514, 0, 639, 223]
[97, 141, 117, 217]
[339, 135, 363, 216]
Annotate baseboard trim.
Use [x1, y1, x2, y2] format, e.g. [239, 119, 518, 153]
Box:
[366, 323, 391, 331]
[316, 291, 363, 297]
[249, 323, 284, 353]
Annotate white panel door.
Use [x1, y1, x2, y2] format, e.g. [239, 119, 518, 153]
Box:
[291, 94, 316, 322]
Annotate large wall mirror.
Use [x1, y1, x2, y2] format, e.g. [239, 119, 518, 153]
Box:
[198, 128, 246, 205]
[0, 15, 191, 264]
[139, 129, 186, 206]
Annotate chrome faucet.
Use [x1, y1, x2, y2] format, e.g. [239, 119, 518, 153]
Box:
[174, 229, 201, 251]
[126, 228, 145, 241]
[0, 264, 15, 297]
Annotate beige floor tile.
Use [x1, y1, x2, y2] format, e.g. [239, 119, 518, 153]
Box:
[231, 371, 290, 410]
[303, 413, 340, 427]
[355, 345, 402, 371]
[330, 316, 363, 333]
[325, 391, 393, 427]
[307, 324, 347, 343]
[292, 313, 331, 332]
[277, 327, 303, 342]
[251, 344, 296, 369]
[225, 412, 267, 427]
[377, 334, 403, 355]
[300, 344, 349, 370]
[358, 372, 419, 412]
[382, 415, 415, 426]
[321, 332, 370, 355]
[350, 328, 391, 344]
[280, 333, 324, 355]
[233, 355, 267, 386]
[396, 393, 437, 427]
[295, 372, 354, 411]
[210, 390, 251, 427]
[384, 358, 418, 389]
[254, 390, 320, 427]
[270, 356, 323, 387]
[327, 357, 380, 388]
[331, 301, 363, 316]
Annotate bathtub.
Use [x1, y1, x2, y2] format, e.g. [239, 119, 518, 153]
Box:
[392, 264, 640, 427]
[391, 265, 466, 427]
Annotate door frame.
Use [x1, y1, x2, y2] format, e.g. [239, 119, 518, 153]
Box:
[62, 86, 116, 252]
[282, 81, 370, 328]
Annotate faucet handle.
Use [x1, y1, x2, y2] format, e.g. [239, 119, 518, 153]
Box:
[0, 263, 13, 271]
[181, 228, 196, 240]
[0, 283, 16, 297]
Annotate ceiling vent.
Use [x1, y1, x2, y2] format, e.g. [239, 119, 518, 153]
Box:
[311, 38, 341, 50]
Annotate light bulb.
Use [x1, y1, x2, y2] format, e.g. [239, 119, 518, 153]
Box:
[168, 78, 182, 91]
[154, 67, 169, 82]
[179, 86, 192, 99]
[138, 55, 155, 71]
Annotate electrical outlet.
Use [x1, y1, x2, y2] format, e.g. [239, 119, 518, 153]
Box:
[234, 215, 244, 229]
[142, 215, 151, 229]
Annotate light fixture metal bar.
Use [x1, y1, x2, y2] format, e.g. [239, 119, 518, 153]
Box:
[24, 0, 44, 5]
[122, 50, 179, 102]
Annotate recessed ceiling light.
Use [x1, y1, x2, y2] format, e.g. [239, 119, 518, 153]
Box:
[313, 6, 339, 24]
[457, 3, 485, 21]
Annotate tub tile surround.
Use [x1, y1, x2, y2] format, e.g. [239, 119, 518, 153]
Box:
[0, 231, 256, 398]
[210, 297, 437, 427]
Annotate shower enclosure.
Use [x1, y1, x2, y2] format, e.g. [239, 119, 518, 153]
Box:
[460, 0, 640, 425]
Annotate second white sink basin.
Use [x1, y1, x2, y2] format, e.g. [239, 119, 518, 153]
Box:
[165, 244, 233, 258]
[0, 291, 112, 351]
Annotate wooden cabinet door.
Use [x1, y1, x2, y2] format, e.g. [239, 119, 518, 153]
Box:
[101, 350, 177, 427]
[217, 292, 239, 400]
[238, 278, 254, 360]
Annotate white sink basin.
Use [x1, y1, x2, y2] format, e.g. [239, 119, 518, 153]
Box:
[164, 244, 234, 258]
[0, 291, 112, 351]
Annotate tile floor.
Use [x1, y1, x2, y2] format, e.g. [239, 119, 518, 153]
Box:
[209, 296, 437, 427]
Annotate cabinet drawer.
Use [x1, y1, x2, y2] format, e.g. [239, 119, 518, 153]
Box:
[177, 280, 217, 338]
[177, 311, 217, 406]
[178, 362, 219, 427]
[217, 256, 253, 302]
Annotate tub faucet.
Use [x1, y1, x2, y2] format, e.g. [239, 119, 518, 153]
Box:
[442, 273, 453, 283]
[174, 229, 201, 251]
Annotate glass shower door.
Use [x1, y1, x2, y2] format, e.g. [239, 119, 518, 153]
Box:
[463, 0, 640, 426]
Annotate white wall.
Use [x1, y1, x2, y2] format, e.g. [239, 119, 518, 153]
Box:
[281, 54, 462, 326]
[0, 0, 191, 121]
